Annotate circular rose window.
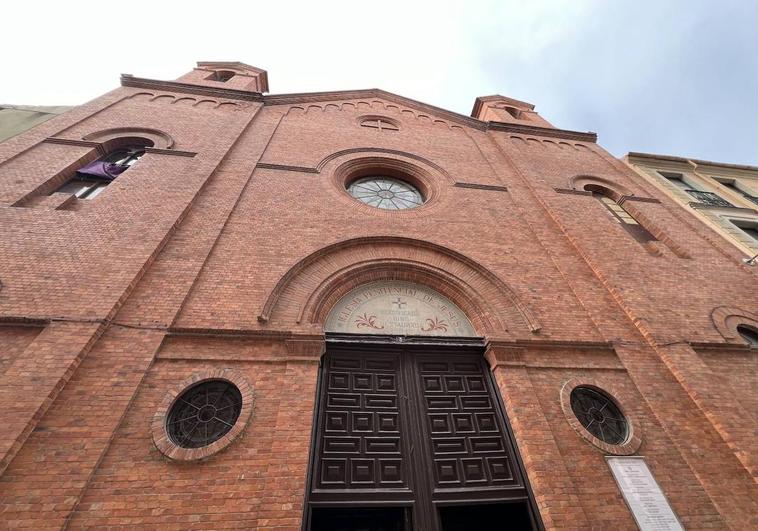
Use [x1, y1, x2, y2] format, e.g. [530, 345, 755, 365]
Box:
[167, 380, 243, 449]
[347, 176, 424, 210]
[570, 386, 628, 445]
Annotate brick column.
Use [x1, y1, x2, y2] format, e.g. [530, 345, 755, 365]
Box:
[0, 326, 164, 529]
[259, 338, 324, 528]
[653, 342, 757, 478]
[485, 342, 590, 529]
[613, 343, 757, 529]
[0, 320, 103, 475]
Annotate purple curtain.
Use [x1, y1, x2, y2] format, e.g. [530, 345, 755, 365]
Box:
[76, 161, 128, 180]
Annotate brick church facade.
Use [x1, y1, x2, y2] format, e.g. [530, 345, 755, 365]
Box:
[0, 62, 755, 529]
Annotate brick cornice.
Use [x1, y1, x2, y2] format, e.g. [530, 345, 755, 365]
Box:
[144, 147, 197, 158]
[121, 74, 264, 102]
[486, 338, 612, 351]
[42, 137, 106, 156]
[167, 326, 308, 339]
[42, 138, 196, 158]
[0, 316, 50, 327]
[285, 338, 326, 361]
[486, 121, 597, 143]
[554, 188, 592, 196]
[256, 162, 319, 174]
[619, 194, 661, 204]
[454, 182, 508, 192]
[484, 343, 525, 369]
[42, 137, 103, 148]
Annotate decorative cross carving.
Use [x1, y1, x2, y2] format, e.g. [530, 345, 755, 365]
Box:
[392, 297, 407, 309]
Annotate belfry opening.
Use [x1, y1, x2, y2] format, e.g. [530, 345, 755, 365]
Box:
[305, 281, 539, 531]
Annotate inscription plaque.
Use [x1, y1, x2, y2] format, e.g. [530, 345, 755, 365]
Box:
[324, 281, 477, 336]
[607, 456, 684, 531]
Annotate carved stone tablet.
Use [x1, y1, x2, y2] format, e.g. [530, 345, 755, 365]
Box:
[324, 281, 477, 337]
[607, 457, 684, 531]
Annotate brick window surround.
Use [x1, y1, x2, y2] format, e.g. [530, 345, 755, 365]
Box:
[151, 369, 254, 461]
[710, 305, 758, 344]
[560, 378, 642, 456]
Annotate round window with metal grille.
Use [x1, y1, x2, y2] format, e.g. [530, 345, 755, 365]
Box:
[167, 380, 243, 449]
[569, 386, 628, 445]
[347, 176, 424, 210]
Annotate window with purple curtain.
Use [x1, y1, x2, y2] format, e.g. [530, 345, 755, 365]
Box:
[56, 146, 146, 200]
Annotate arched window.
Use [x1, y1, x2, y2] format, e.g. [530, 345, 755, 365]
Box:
[589, 189, 657, 243]
[57, 141, 150, 200]
[737, 325, 758, 347]
[359, 117, 399, 131]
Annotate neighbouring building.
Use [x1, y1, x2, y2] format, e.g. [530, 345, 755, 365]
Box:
[624, 152, 758, 258]
[0, 62, 756, 530]
[0, 104, 72, 143]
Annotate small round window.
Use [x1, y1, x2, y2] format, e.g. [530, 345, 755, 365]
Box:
[570, 386, 628, 445]
[347, 176, 424, 210]
[167, 380, 243, 449]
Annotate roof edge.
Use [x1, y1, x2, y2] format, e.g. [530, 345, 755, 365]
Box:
[626, 151, 758, 172]
[121, 74, 264, 101]
[119, 76, 596, 142]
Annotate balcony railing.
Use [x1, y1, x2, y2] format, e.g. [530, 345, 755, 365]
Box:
[685, 190, 734, 207]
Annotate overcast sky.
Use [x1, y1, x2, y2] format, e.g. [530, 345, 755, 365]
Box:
[2, 0, 756, 164]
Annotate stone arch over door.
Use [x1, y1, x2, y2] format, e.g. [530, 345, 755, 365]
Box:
[257, 236, 541, 338]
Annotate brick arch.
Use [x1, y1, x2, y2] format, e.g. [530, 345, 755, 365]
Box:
[82, 127, 175, 150]
[317, 147, 455, 184]
[568, 174, 632, 200]
[257, 237, 541, 338]
[711, 305, 758, 343]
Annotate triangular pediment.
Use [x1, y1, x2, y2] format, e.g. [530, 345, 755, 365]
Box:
[264, 89, 485, 131]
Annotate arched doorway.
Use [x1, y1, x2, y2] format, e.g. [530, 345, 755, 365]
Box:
[305, 281, 540, 531]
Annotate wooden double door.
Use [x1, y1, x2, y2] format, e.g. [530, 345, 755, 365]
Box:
[305, 340, 539, 530]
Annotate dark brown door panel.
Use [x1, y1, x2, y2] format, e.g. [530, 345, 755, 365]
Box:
[306, 341, 539, 531]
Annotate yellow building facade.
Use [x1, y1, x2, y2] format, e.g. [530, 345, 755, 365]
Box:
[624, 152, 758, 258]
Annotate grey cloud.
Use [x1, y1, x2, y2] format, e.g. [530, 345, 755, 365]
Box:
[472, 0, 758, 165]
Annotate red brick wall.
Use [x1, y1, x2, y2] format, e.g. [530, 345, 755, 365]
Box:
[0, 325, 40, 374]
[66, 337, 318, 529]
[0, 67, 755, 529]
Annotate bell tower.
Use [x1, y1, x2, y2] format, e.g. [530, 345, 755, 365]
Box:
[471, 95, 553, 128]
[175, 61, 269, 93]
